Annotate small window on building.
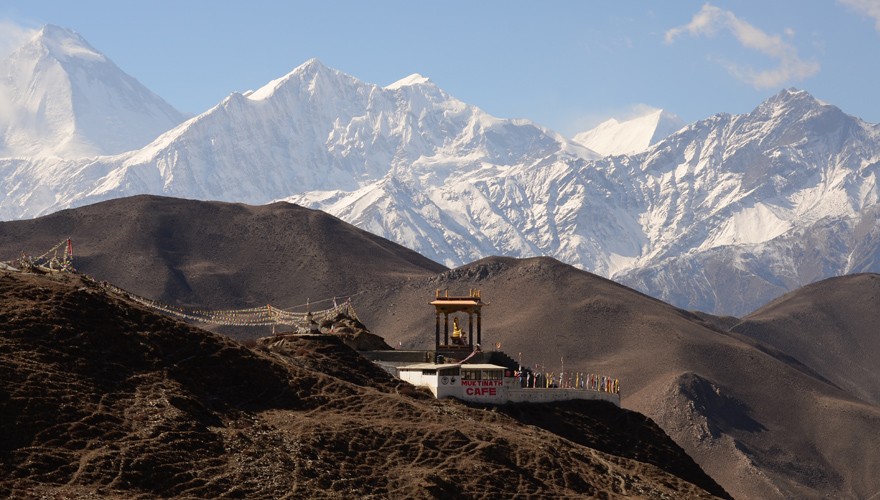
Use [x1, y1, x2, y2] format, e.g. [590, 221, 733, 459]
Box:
[482, 370, 502, 380]
[422, 369, 437, 376]
[462, 370, 480, 380]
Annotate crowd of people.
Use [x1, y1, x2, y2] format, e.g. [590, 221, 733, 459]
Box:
[513, 370, 620, 394]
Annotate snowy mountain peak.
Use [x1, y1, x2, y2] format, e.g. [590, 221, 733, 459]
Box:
[572, 108, 685, 156]
[772, 87, 815, 103]
[753, 88, 829, 119]
[737, 88, 863, 151]
[0, 24, 185, 159]
[247, 57, 355, 101]
[385, 73, 432, 90]
[291, 57, 334, 77]
[33, 24, 105, 63]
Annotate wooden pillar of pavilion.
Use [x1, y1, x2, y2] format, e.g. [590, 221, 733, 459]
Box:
[435, 311, 440, 350]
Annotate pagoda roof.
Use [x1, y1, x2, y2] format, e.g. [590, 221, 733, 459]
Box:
[430, 289, 485, 309]
[429, 298, 484, 307]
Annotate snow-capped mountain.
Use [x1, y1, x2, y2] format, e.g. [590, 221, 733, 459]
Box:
[0, 25, 185, 159]
[290, 89, 880, 314]
[0, 53, 595, 220]
[614, 89, 880, 313]
[2, 26, 879, 316]
[572, 109, 685, 156]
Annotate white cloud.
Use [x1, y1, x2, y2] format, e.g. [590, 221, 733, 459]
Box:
[0, 19, 38, 59]
[569, 103, 661, 133]
[0, 20, 38, 129]
[665, 3, 820, 89]
[839, 0, 880, 31]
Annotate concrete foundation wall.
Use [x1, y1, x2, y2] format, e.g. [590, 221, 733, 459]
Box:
[505, 387, 619, 406]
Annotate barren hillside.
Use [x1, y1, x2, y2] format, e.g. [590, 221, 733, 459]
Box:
[731, 273, 880, 405]
[0, 269, 726, 498]
[0, 195, 445, 312]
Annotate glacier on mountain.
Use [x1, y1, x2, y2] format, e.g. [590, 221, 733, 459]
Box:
[1, 26, 879, 316]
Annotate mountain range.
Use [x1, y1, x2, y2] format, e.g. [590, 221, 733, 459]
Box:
[3, 195, 879, 499]
[1, 25, 879, 317]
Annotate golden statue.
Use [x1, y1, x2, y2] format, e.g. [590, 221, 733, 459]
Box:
[452, 317, 464, 344]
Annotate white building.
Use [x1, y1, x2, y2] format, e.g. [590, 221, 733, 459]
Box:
[397, 362, 620, 406]
[386, 290, 621, 406]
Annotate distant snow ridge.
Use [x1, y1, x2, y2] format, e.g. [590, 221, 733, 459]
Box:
[2, 26, 880, 316]
[0, 48, 595, 221]
[572, 109, 686, 156]
[284, 87, 880, 315]
[0, 25, 186, 159]
[613, 89, 880, 314]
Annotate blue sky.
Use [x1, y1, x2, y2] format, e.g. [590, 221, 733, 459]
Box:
[2, 1, 879, 135]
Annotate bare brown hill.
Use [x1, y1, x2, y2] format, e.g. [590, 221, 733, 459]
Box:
[0, 269, 725, 499]
[730, 273, 880, 406]
[0, 194, 445, 317]
[357, 257, 880, 500]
